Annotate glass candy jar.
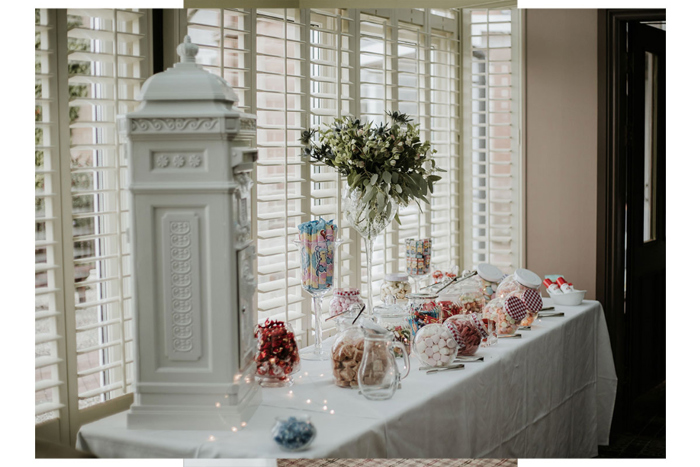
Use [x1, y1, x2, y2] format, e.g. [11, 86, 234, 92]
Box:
[444, 314, 482, 356]
[474, 263, 504, 301]
[484, 297, 515, 336]
[436, 292, 464, 321]
[509, 289, 543, 326]
[495, 268, 543, 325]
[474, 312, 498, 347]
[495, 268, 542, 298]
[413, 323, 458, 368]
[407, 293, 440, 337]
[332, 303, 364, 335]
[456, 284, 486, 315]
[329, 288, 363, 318]
[330, 324, 365, 388]
[375, 300, 412, 357]
[379, 273, 412, 305]
[272, 415, 317, 451]
[254, 320, 301, 387]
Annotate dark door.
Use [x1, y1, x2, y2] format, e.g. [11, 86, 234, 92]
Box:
[625, 22, 666, 401]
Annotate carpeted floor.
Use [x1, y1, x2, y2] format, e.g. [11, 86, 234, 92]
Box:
[278, 460, 516, 467]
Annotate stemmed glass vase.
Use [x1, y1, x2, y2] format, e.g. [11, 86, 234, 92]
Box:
[342, 186, 398, 318]
[293, 238, 345, 361]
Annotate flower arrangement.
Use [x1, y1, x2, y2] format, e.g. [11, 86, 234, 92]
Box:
[300, 111, 444, 224]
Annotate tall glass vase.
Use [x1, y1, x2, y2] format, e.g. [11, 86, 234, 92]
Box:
[294, 238, 345, 361]
[342, 186, 398, 317]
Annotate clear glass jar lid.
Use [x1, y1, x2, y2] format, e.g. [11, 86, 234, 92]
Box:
[385, 272, 409, 282]
[514, 268, 542, 289]
[476, 263, 504, 283]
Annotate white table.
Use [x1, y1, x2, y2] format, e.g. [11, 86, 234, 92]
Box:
[77, 299, 617, 458]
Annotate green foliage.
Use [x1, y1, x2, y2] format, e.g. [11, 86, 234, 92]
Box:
[300, 111, 445, 220]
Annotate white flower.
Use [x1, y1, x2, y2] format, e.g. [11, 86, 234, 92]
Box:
[390, 160, 396, 166]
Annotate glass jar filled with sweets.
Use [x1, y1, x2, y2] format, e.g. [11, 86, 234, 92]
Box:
[407, 293, 440, 337]
[375, 298, 412, 357]
[379, 273, 412, 305]
[495, 268, 543, 325]
[475, 312, 498, 347]
[474, 263, 505, 302]
[254, 320, 301, 387]
[413, 323, 458, 368]
[443, 314, 482, 357]
[332, 303, 364, 335]
[331, 323, 365, 388]
[483, 297, 522, 336]
[329, 288, 363, 318]
[437, 292, 464, 321]
[457, 283, 486, 315]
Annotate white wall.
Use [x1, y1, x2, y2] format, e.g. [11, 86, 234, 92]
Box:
[524, 9, 599, 297]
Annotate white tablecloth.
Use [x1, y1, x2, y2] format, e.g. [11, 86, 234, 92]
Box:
[77, 299, 617, 458]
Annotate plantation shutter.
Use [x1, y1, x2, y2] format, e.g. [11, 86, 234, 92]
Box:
[185, 7, 502, 337]
[465, 8, 521, 272]
[188, 8, 358, 345]
[35, 9, 70, 431]
[35, 8, 150, 443]
[358, 9, 461, 302]
[307, 9, 357, 337]
[66, 7, 147, 409]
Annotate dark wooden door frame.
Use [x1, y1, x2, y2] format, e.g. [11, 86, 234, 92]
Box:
[596, 8, 665, 428]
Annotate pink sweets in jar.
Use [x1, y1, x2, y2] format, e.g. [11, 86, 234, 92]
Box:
[444, 314, 481, 356]
[483, 297, 522, 336]
[329, 288, 363, 317]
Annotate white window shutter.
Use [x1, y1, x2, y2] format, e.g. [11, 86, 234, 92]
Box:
[465, 8, 521, 273]
[35, 9, 150, 442]
[36, 10, 69, 430]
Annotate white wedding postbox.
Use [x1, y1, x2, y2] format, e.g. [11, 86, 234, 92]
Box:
[120, 36, 260, 430]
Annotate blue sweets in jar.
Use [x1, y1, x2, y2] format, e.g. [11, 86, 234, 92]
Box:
[271, 416, 317, 451]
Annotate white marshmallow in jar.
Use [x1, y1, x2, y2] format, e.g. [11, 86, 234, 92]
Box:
[413, 323, 458, 368]
[379, 273, 412, 305]
[329, 288, 363, 318]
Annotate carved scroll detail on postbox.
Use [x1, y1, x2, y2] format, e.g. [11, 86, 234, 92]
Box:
[163, 213, 202, 361]
[232, 172, 253, 248]
[131, 117, 219, 133]
[238, 245, 257, 369]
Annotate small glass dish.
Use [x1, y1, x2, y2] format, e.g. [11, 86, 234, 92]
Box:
[271, 415, 317, 451]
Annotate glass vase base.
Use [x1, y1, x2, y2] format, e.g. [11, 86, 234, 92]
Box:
[257, 375, 295, 388]
[300, 347, 330, 361]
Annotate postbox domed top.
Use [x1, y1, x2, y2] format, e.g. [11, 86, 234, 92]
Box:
[138, 36, 239, 105]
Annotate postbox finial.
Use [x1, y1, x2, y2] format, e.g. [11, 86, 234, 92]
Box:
[177, 35, 199, 63]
